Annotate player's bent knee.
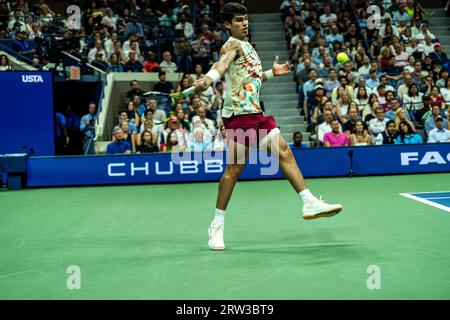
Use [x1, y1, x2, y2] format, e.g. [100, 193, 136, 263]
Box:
[278, 141, 292, 161]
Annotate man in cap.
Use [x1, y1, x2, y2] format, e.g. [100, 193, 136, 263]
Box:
[91, 51, 108, 71]
[427, 116, 450, 143]
[12, 29, 35, 60]
[425, 105, 448, 135]
[307, 81, 326, 123]
[429, 42, 448, 66]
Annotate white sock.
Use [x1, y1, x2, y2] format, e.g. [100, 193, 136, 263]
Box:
[214, 208, 225, 225]
[299, 189, 318, 205]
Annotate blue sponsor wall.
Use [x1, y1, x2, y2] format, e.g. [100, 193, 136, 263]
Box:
[26, 144, 450, 187]
[0, 72, 55, 156]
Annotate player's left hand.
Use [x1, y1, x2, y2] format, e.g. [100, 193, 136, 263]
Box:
[272, 56, 293, 76]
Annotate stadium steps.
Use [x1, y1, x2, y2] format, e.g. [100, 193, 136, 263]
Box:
[427, 9, 450, 54]
[250, 13, 303, 144]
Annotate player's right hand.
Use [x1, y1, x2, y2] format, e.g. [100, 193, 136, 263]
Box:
[193, 77, 211, 93]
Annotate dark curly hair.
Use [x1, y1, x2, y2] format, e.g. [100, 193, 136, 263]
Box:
[219, 2, 248, 24]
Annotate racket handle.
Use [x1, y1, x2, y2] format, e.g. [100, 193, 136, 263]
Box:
[182, 86, 196, 97]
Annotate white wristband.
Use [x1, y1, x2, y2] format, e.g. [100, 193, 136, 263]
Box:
[205, 69, 221, 82]
[264, 69, 274, 80]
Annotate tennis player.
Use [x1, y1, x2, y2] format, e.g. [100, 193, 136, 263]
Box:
[191, 2, 343, 250]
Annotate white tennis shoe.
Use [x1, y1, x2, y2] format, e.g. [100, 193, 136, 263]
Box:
[208, 221, 225, 251]
[302, 197, 343, 220]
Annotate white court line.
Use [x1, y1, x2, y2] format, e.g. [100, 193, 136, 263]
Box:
[408, 191, 450, 195]
[400, 193, 450, 213]
[423, 197, 450, 200]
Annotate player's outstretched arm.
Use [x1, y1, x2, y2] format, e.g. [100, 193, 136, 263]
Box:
[192, 41, 240, 94]
[262, 56, 293, 82]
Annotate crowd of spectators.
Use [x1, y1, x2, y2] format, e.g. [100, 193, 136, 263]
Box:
[0, 0, 230, 73]
[2, 0, 450, 155]
[106, 75, 226, 154]
[283, 0, 450, 147]
[0, 0, 232, 155]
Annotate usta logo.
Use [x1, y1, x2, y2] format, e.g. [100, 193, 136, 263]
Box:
[22, 75, 44, 83]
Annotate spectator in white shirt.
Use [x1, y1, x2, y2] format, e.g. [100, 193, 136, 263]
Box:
[422, 36, 435, 55]
[139, 109, 164, 143]
[411, 19, 422, 39]
[318, 110, 341, 144]
[394, 44, 409, 67]
[8, 9, 25, 31]
[357, 56, 371, 78]
[369, 106, 389, 138]
[403, 84, 424, 120]
[123, 34, 140, 55]
[88, 39, 107, 63]
[379, 6, 392, 25]
[123, 40, 141, 59]
[146, 99, 167, 123]
[175, 13, 194, 39]
[397, 71, 413, 100]
[427, 116, 450, 143]
[403, 55, 416, 73]
[159, 51, 178, 73]
[413, 24, 436, 44]
[104, 32, 118, 56]
[101, 8, 117, 30]
[194, 107, 216, 138]
[319, 6, 337, 26]
[440, 78, 450, 107]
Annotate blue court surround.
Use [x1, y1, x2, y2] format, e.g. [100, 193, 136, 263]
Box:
[400, 192, 450, 213]
[26, 143, 450, 187]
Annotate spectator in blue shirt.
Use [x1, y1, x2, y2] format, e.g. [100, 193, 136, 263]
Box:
[425, 105, 448, 135]
[116, 111, 138, 134]
[290, 132, 309, 148]
[124, 14, 144, 39]
[395, 121, 423, 144]
[303, 69, 319, 100]
[64, 105, 81, 155]
[366, 69, 380, 90]
[326, 25, 344, 45]
[280, 0, 300, 12]
[12, 30, 35, 60]
[108, 53, 123, 73]
[107, 128, 132, 154]
[382, 55, 403, 88]
[80, 102, 97, 154]
[55, 112, 68, 155]
[9, 21, 22, 40]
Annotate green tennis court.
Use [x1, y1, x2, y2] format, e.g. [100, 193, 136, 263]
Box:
[1, 173, 450, 299]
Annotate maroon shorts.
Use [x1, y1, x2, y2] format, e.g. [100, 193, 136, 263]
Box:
[222, 113, 279, 147]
